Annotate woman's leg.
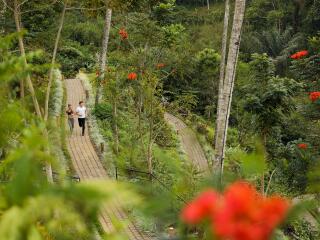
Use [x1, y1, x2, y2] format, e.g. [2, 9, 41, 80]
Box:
[69, 118, 74, 133]
[68, 119, 72, 132]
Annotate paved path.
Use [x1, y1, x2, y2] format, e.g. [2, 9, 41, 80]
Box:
[164, 113, 209, 172]
[65, 78, 153, 240]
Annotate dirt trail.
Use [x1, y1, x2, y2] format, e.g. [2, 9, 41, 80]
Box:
[164, 113, 209, 172]
[65, 78, 153, 240]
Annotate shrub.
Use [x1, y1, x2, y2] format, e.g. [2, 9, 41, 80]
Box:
[93, 103, 113, 121]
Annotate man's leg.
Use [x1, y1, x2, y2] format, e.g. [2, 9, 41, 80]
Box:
[82, 118, 86, 136]
[78, 118, 82, 128]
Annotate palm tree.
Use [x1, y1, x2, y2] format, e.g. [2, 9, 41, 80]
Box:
[241, 27, 306, 74]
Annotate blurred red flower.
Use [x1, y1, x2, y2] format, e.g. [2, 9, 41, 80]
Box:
[157, 63, 166, 68]
[96, 71, 100, 77]
[290, 50, 308, 59]
[181, 190, 218, 224]
[127, 72, 137, 80]
[181, 182, 290, 240]
[309, 92, 320, 102]
[119, 28, 128, 40]
[297, 143, 307, 149]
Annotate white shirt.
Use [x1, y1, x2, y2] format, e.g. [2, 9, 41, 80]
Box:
[76, 106, 86, 118]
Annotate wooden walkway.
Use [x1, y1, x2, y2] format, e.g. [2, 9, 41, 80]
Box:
[65, 78, 153, 240]
[164, 113, 209, 172]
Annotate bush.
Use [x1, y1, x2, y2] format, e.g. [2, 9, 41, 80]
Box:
[93, 103, 113, 121]
[57, 44, 95, 77]
[284, 220, 320, 240]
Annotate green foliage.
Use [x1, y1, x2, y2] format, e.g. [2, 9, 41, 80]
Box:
[57, 44, 94, 77]
[244, 54, 301, 133]
[308, 32, 320, 52]
[161, 23, 186, 46]
[240, 143, 266, 177]
[93, 103, 113, 121]
[246, 0, 294, 30]
[172, 91, 198, 115]
[152, 0, 176, 24]
[195, 48, 220, 73]
[283, 219, 320, 240]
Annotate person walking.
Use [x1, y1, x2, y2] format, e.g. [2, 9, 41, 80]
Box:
[76, 101, 87, 136]
[66, 104, 74, 133]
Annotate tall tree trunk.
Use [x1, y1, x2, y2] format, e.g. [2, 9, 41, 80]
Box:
[44, 0, 67, 121]
[214, 0, 246, 178]
[13, 0, 41, 117]
[207, 0, 210, 10]
[95, 6, 112, 106]
[13, 0, 53, 183]
[214, 0, 230, 169]
[12, 2, 25, 99]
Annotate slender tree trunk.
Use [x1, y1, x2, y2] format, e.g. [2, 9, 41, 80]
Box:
[44, 1, 67, 121]
[0, 3, 5, 34]
[207, 0, 210, 10]
[12, 2, 25, 99]
[43, 128, 54, 183]
[261, 130, 267, 195]
[13, 0, 41, 117]
[214, 0, 246, 178]
[214, 0, 230, 169]
[147, 95, 154, 176]
[113, 99, 119, 155]
[13, 0, 53, 183]
[95, 5, 112, 106]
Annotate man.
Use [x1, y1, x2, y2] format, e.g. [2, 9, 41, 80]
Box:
[76, 101, 87, 136]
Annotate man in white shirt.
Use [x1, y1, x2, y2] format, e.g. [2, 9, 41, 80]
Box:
[76, 101, 87, 136]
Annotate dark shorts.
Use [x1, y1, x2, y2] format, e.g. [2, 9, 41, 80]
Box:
[78, 118, 86, 128]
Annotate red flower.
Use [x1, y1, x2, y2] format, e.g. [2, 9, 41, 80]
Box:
[96, 71, 100, 77]
[181, 190, 218, 224]
[181, 182, 290, 240]
[309, 92, 320, 102]
[119, 28, 128, 40]
[156, 63, 166, 69]
[127, 72, 137, 80]
[297, 143, 307, 149]
[290, 50, 308, 59]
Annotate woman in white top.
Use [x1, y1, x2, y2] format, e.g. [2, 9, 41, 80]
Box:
[76, 101, 87, 136]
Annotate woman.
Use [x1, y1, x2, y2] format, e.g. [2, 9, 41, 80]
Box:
[66, 104, 74, 133]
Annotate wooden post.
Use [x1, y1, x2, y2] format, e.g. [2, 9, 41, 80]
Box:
[100, 142, 104, 153]
[85, 90, 89, 100]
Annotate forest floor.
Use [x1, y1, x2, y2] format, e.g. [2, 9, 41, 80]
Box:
[65, 78, 154, 240]
[164, 113, 209, 172]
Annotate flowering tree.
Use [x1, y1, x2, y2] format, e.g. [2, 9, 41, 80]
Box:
[181, 182, 290, 240]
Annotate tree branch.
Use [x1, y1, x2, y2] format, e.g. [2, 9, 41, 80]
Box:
[1, 0, 14, 11]
[65, 6, 105, 11]
[20, 0, 60, 14]
[17, 0, 29, 7]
